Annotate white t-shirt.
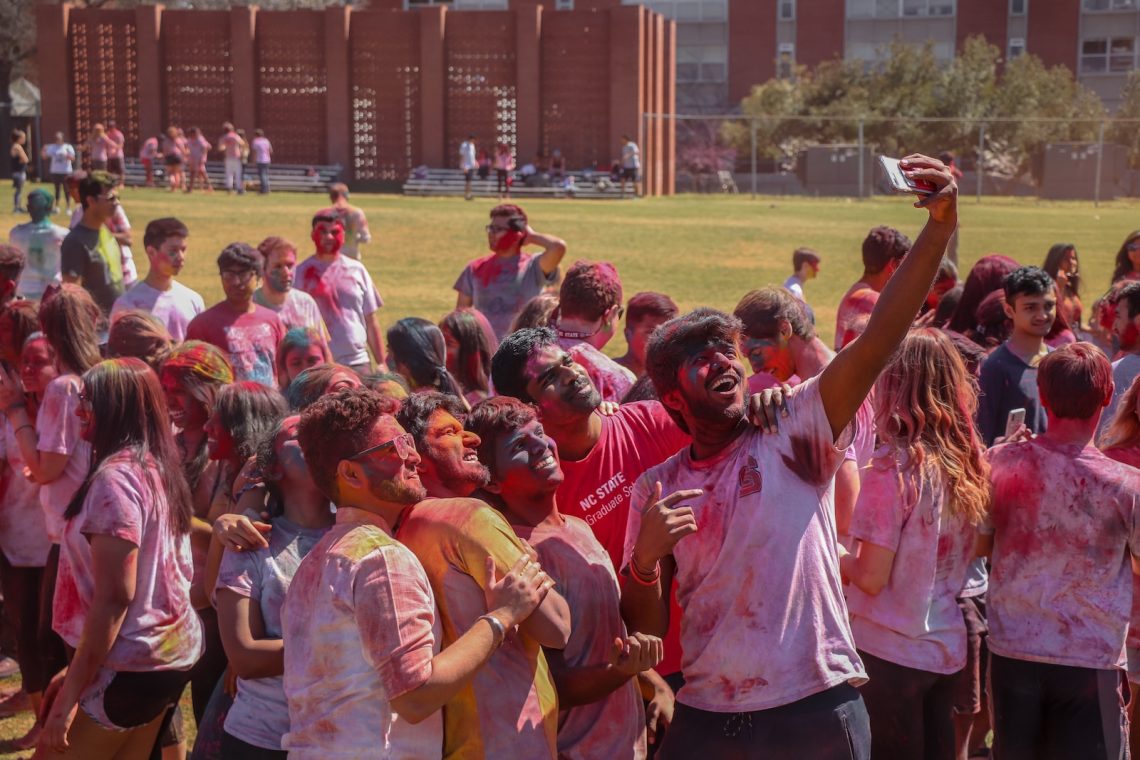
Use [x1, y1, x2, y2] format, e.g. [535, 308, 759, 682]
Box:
[112, 280, 206, 343]
[622, 377, 864, 712]
[252, 137, 273, 164]
[460, 141, 477, 171]
[295, 254, 382, 367]
[253, 288, 329, 338]
[622, 141, 640, 170]
[0, 420, 51, 567]
[46, 144, 76, 175]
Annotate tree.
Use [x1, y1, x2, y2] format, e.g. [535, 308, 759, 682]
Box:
[1109, 70, 1140, 168]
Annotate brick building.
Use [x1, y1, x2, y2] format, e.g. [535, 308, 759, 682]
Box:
[40, 1, 677, 193]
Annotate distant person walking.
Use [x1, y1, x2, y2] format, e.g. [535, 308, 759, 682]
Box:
[460, 134, 478, 201]
[251, 129, 273, 195]
[218, 123, 246, 195]
[494, 143, 514, 199]
[138, 135, 159, 188]
[185, 127, 213, 194]
[10, 130, 29, 214]
[319, 184, 371, 260]
[105, 120, 126, 183]
[86, 124, 114, 172]
[42, 132, 76, 213]
[620, 133, 640, 198]
[162, 127, 185, 192]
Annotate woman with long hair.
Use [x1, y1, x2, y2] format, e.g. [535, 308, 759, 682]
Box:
[386, 317, 467, 404]
[1043, 243, 1084, 331]
[0, 299, 40, 365]
[1110, 230, 1140, 286]
[214, 413, 333, 758]
[0, 334, 57, 748]
[0, 285, 99, 714]
[283, 363, 362, 411]
[947, 254, 1019, 336]
[11, 129, 29, 213]
[841, 329, 991, 760]
[108, 310, 174, 372]
[440, 308, 498, 405]
[40, 358, 202, 757]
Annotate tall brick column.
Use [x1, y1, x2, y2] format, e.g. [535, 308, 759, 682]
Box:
[230, 6, 257, 132]
[419, 6, 446, 168]
[663, 18, 676, 196]
[609, 4, 645, 184]
[37, 3, 72, 142]
[325, 6, 352, 176]
[135, 5, 163, 144]
[515, 5, 542, 163]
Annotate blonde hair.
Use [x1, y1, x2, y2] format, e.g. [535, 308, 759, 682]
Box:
[873, 328, 990, 526]
[1100, 374, 1140, 451]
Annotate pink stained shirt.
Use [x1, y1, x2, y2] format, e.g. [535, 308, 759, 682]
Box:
[107, 129, 125, 159]
[185, 304, 287, 388]
[557, 337, 636, 404]
[1104, 446, 1140, 663]
[251, 137, 272, 164]
[622, 376, 865, 712]
[514, 516, 647, 760]
[834, 284, 879, 351]
[36, 374, 92, 544]
[219, 132, 243, 160]
[188, 135, 211, 165]
[53, 452, 203, 673]
[983, 438, 1140, 670]
[0, 419, 51, 567]
[846, 448, 977, 674]
[281, 507, 442, 760]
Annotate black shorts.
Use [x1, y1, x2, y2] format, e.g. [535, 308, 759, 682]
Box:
[107, 157, 125, 175]
[464, 169, 474, 181]
[164, 155, 182, 167]
[91, 159, 108, 171]
[621, 167, 638, 181]
[989, 652, 1128, 760]
[82, 667, 193, 730]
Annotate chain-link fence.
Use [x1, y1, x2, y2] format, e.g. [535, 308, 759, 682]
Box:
[646, 113, 1140, 205]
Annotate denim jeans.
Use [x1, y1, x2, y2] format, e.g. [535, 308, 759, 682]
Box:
[257, 163, 270, 194]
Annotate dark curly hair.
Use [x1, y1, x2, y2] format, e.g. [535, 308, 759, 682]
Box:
[862, 226, 912, 275]
[395, 391, 468, 452]
[491, 326, 559, 403]
[298, 388, 400, 502]
[465, 396, 538, 477]
[733, 287, 813, 341]
[558, 260, 623, 322]
[1002, 265, 1054, 305]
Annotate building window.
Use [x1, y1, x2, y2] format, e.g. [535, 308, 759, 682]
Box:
[779, 0, 795, 20]
[777, 43, 795, 78]
[1081, 37, 1136, 72]
[1007, 37, 1025, 59]
[1083, 0, 1137, 10]
[848, 0, 955, 18]
[1010, 0, 1026, 14]
[556, 0, 574, 8]
[405, 0, 452, 7]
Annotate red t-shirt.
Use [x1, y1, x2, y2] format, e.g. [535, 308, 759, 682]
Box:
[556, 400, 690, 674]
[186, 303, 286, 388]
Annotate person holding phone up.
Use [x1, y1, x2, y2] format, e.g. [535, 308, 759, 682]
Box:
[453, 204, 567, 341]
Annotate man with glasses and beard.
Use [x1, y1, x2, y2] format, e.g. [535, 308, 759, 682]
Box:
[282, 388, 558, 758]
[395, 391, 572, 760]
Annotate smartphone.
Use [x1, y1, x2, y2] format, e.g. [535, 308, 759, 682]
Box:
[1005, 408, 1026, 439]
[879, 156, 936, 196]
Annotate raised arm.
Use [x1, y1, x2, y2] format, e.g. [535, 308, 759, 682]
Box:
[527, 227, 567, 276]
[818, 155, 958, 439]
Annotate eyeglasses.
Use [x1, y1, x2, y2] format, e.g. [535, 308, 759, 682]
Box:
[485, 225, 512, 234]
[220, 269, 257, 283]
[347, 432, 415, 462]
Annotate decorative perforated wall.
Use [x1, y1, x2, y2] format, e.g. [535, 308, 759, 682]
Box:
[256, 11, 328, 164]
[350, 12, 421, 181]
[541, 13, 612, 169]
[161, 11, 233, 140]
[69, 9, 140, 158]
[445, 12, 518, 163]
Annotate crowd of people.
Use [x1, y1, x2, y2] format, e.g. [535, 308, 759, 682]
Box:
[0, 154, 1136, 759]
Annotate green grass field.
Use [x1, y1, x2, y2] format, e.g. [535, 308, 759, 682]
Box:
[0, 186, 1136, 756]
[17, 184, 1138, 353]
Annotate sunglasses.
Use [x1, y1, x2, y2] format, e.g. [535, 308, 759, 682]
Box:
[347, 432, 415, 462]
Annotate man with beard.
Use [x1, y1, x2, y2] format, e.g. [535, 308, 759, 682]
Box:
[295, 213, 385, 373]
[253, 236, 329, 339]
[395, 392, 572, 760]
[110, 217, 204, 342]
[1101, 280, 1140, 431]
[491, 327, 791, 699]
[282, 388, 557, 758]
[621, 154, 959, 757]
[467, 396, 662, 759]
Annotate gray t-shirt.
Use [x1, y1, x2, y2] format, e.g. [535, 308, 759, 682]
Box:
[1101, 353, 1140, 437]
[453, 252, 557, 339]
[216, 515, 330, 751]
[976, 343, 1049, 447]
[61, 223, 124, 315]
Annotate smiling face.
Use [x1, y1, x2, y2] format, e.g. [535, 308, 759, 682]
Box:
[312, 221, 344, 256]
[76, 386, 94, 442]
[664, 341, 747, 429]
[148, 236, 188, 279]
[488, 418, 563, 502]
[204, 408, 237, 461]
[351, 418, 426, 505]
[741, 330, 796, 382]
[271, 415, 311, 486]
[416, 409, 489, 497]
[161, 372, 210, 433]
[522, 343, 600, 424]
[1004, 291, 1057, 339]
[20, 339, 57, 398]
